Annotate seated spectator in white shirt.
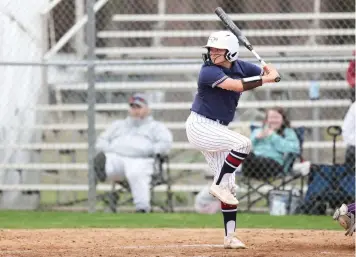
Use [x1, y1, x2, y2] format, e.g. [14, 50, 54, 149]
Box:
[94, 93, 173, 213]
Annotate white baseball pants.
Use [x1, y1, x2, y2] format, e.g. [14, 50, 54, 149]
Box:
[104, 153, 155, 212]
[185, 112, 252, 188]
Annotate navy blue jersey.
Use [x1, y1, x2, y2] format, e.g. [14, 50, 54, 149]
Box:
[191, 60, 262, 124]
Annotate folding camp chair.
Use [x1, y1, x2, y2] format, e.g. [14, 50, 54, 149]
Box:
[238, 126, 307, 211]
[297, 126, 355, 215]
[104, 154, 174, 213]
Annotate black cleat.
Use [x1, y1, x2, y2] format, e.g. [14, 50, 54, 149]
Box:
[136, 209, 148, 213]
[94, 151, 107, 183]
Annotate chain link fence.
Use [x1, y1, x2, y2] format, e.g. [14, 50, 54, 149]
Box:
[0, 0, 354, 214]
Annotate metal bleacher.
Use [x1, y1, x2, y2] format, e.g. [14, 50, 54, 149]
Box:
[2, 5, 354, 211]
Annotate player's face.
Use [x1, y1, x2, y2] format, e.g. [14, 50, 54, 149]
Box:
[209, 47, 227, 64]
[129, 104, 149, 119]
[266, 110, 283, 130]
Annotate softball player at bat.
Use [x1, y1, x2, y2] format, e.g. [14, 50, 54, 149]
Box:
[185, 30, 280, 249]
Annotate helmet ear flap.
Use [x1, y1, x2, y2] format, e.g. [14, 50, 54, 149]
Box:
[225, 50, 238, 62]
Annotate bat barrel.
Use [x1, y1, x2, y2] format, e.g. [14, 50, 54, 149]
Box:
[214, 7, 225, 17]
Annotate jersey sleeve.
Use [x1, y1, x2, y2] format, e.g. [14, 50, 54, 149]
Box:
[241, 61, 263, 77]
[198, 65, 229, 88]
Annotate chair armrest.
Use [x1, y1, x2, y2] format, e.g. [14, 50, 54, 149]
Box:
[283, 153, 300, 174]
[153, 154, 170, 182]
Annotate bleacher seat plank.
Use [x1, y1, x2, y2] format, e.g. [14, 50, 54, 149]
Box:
[71, 62, 348, 74]
[52, 80, 349, 92]
[35, 100, 351, 112]
[27, 120, 344, 131]
[0, 183, 309, 195]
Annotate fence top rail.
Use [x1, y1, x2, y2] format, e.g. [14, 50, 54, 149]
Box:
[112, 12, 356, 22]
[35, 99, 351, 112]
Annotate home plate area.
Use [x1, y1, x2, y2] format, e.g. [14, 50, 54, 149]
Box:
[0, 228, 354, 257]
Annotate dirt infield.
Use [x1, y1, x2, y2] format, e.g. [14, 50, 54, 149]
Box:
[0, 228, 354, 257]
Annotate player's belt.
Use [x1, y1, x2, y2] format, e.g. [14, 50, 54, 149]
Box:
[202, 115, 229, 126]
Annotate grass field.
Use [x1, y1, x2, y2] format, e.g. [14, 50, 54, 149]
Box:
[0, 210, 342, 230]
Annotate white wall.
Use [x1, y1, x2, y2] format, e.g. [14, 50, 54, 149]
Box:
[0, 0, 49, 209]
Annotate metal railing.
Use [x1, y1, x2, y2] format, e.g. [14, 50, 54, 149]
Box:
[40, 0, 109, 60]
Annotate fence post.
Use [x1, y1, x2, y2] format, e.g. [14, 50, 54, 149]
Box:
[87, 0, 97, 213]
[75, 0, 86, 58]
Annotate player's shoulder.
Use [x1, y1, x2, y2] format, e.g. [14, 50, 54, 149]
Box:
[198, 63, 225, 82]
[235, 59, 259, 69]
[235, 59, 249, 65]
[200, 63, 223, 73]
[235, 59, 262, 76]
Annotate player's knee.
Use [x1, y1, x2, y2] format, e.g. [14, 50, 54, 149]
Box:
[244, 138, 252, 153]
[233, 136, 251, 154]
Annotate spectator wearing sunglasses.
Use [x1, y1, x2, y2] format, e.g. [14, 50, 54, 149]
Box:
[94, 93, 173, 213]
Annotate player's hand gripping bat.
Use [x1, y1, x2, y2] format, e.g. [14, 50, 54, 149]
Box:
[215, 7, 281, 82]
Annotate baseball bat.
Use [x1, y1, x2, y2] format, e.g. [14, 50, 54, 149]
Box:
[214, 7, 281, 82]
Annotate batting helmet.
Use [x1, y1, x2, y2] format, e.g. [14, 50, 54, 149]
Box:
[204, 31, 239, 62]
